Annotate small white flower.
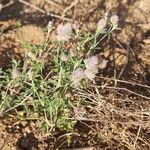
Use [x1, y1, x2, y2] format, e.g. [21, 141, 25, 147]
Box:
[97, 18, 106, 31]
[83, 55, 108, 81]
[83, 55, 99, 80]
[110, 15, 118, 24]
[84, 69, 96, 80]
[57, 23, 73, 41]
[84, 55, 98, 70]
[71, 68, 85, 84]
[110, 15, 119, 29]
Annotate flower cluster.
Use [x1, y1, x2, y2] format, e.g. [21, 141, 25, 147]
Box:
[61, 15, 118, 85]
[71, 55, 108, 84]
[84, 56, 99, 80]
[97, 14, 119, 32]
[56, 23, 79, 41]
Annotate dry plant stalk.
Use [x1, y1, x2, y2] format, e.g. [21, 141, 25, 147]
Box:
[18, 0, 76, 22]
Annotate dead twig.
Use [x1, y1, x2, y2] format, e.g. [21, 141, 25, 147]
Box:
[118, 44, 131, 78]
[133, 125, 142, 150]
[18, 0, 76, 22]
[95, 85, 150, 100]
[0, 0, 16, 11]
[97, 76, 150, 90]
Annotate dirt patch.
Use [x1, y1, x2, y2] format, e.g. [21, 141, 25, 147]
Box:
[0, 23, 45, 68]
[16, 25, 45, 45]
[0, 119, 46, 150]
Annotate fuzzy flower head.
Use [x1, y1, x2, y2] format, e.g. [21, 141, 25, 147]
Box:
[97, 18, 106, 31]
[83, 55, 99, 80]
[71, 68, 85, 85]
[56, 23, 73, 41]
[83, 55, 108, 80]
[110, 15, 119, 29]
[84, 56, 98, 71]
